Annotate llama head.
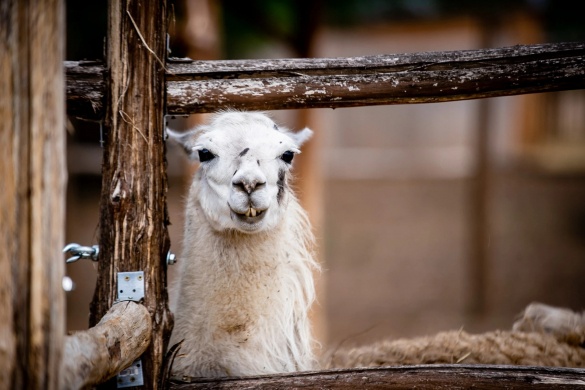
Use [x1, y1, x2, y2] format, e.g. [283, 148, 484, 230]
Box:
[169, 111, 312, 233]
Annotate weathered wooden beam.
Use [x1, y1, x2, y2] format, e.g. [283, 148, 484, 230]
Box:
[61, 302, 152, 389]
[168, 365, 585, 389]
[65, 60, 104, 121]
[1, 0, 66, 388]
[90, 0, 173, 389]
[166, 42, 585, 113]
[65, 42, 585, 119]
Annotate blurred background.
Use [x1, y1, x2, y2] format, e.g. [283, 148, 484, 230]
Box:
[65, 0, 585, 356]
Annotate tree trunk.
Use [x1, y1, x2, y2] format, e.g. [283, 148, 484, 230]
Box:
[90, 0, 173, 389]
[0, 0, 66, 388]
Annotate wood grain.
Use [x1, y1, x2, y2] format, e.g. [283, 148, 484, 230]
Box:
[1, 0, 66, 388]
[61, 302, 152, 389]
[168, 365, 585, 389]
[90, 1, 173, 389]
[65, 42, 585, 119]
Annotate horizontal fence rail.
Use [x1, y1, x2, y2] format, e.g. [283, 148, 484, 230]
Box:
[66, 42, 585, 120]
[168, 365, 585, 389]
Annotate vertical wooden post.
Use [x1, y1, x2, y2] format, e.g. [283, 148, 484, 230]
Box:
[90, 0, 173, 388]
[1, 0, 66, 388]
[467, 19, 496, 316]
[468, 95, 491, 316]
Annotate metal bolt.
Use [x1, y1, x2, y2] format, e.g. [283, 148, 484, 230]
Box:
[167, 251, 177, 265]
[62, 276, 75, 292]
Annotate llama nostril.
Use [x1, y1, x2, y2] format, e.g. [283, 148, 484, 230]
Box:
[233, 180, 266, 194]
[233, 181, 247, 193]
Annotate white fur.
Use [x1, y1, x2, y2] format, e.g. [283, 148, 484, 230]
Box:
[168, 111, 319, 378]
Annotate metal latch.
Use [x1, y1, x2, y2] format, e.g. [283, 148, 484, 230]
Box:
[117, 271, 145, 302]
[63, 243, 99, 263]
[117, 359, 144, 388]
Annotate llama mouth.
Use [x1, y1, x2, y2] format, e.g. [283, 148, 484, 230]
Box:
[244, 207, 263, 218]
[231, 207, 266, 224]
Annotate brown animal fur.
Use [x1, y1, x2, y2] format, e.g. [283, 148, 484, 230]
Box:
[325, 303, 585, 369]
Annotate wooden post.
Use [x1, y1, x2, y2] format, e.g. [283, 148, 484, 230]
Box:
[90, 0, 173, 388]
[0, 0, 66, 388]
[467, 19, 497, 316]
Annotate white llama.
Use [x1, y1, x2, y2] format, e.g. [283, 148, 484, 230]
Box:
[167, 111, 585, 380]
[168, 111, 319, 378]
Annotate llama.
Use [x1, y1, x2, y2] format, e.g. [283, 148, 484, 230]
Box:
[168, 111, 584, 379]
[168, 111, 319, 378]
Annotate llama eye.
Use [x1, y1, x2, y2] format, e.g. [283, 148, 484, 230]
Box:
[198, 148, 215, 162]
[281, 151, 294, 164]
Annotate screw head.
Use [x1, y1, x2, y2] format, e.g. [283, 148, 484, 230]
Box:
[167, 252, 177, 265]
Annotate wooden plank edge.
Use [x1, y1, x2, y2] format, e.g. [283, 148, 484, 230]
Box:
[168, 364, 585, 389]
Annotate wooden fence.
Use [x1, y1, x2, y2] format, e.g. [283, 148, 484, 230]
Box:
[2, 0, 584, 388]
[67, 42, 585, 119]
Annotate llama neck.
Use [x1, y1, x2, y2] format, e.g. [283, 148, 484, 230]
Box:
[179, 189, 316, 277]
[170, 184, 319, 376]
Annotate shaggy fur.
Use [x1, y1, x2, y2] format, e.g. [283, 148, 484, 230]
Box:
[326, 303, 585, 369]
[325, 330, 585, 368]
[513, 302, 585, 347]
[168, 111, 319, 378]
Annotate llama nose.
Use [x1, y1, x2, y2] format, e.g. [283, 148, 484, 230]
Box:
[232, 177, 266, 194]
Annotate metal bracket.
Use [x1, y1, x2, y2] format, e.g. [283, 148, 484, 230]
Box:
[117, 271, 145, 302]
[117, 358, 144, 388]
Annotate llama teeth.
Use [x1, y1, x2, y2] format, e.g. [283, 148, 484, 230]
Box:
[250, 208, 257, 217]
[245, 209, 251, 217]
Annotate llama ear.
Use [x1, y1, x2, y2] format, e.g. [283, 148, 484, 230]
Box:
[166, 127, 203, 160]
[291, 127, 313, 147]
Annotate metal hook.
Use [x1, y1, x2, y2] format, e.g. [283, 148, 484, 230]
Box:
[63, 243, 99, 263]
